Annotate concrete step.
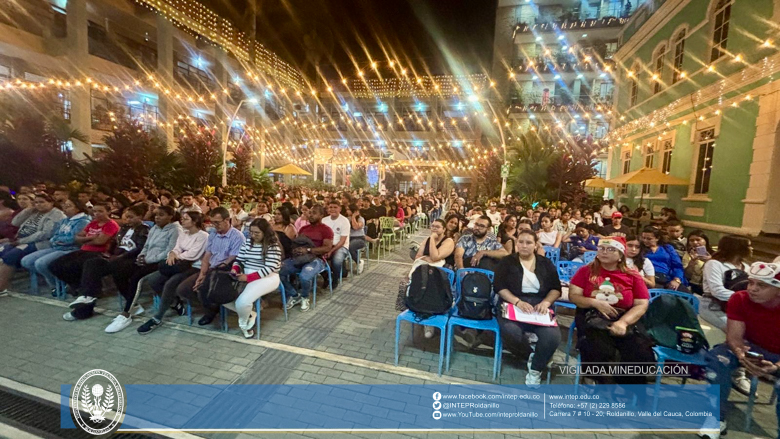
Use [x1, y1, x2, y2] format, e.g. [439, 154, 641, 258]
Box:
[751, 233, 780, 262]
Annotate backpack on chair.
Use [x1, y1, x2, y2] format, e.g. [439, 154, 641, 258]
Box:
[457, 271, 493, 320]
[405, 265, 452, 320]
[643, 294, 709, 351]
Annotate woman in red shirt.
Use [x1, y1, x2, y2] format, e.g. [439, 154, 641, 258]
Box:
[568, 236, 655, 385]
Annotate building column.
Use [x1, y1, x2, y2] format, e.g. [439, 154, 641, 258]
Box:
[742, 84, 780, 234]
[491, 0, 522, 103]
[213, 48, 230, 187]
[66, 0, 91, 159]
[156, 15, 175, 148]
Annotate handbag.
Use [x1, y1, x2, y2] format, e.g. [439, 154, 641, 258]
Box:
[206, 268, 241, 305]
[582, 308, 627, 331]
[158, 259, 193, 277]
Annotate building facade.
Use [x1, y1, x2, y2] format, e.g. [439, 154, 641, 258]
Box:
[0, 0, 303, 169]
[608, 0, 780, 236]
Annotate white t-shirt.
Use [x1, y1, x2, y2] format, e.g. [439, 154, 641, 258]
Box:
[538, 230, 558, 246]
[522, 270, 541, 294]
[626, 257, 655, 278]
[486, 210, 501, 226]
[322, 214, 351, 249]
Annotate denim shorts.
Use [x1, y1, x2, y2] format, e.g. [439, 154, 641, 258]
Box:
[0, 243, 37, 267]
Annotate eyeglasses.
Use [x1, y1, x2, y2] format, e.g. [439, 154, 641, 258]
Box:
[597, 246, 619, 253]
[473, 224, 489, 229]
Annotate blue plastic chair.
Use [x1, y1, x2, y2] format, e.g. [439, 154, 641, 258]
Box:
[312, 263, 333, 309]
[582, 251, 598, 265]
[557, 261, 584, 283]
[746, 376, 778, 430]
[220, 283, 288, 339]
[394, 267, 456, 376]
[647, 289, 706, 411]
[445, 268, 502, 381]
[55, 279, 67, 300]
[29, 271, 39, 295]
[544, 246, 560, 266]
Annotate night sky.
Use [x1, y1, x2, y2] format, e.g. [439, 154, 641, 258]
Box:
[199, 0, 497, 80]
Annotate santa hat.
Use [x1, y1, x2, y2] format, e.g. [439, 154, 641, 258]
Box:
[748, 262, 780, 288]
[599, 236, 626, 255]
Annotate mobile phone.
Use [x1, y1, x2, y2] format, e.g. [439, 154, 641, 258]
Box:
[746, 351, 764, 362]
[695, 246, 709, 257]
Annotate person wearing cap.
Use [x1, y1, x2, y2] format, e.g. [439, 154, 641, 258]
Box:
[702, 261, 780, 439]
[567, 236, 655, 386]
[486, 202, 501, 226]
[600, 212, 629, 238]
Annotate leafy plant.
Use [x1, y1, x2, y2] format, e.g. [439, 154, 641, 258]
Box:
[350, 166, 368, 190]
[176, 125, 223, 190]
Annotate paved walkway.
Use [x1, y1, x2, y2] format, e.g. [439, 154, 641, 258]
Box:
[0, 227, 777, 439]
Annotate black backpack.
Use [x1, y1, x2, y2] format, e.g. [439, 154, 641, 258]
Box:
[643, 294, 709, 351]
[406, 265, 452, 320]
[457, 272, 493, 320]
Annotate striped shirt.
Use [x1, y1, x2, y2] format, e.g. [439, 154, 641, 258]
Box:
[234, 240, 282, 282]
[201, 227, 245, 268]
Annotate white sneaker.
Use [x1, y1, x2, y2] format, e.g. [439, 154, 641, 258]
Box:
[525, 370, 542, 387]
[131, 304, 145, 316]
[424, 326, 435, 339]
[63, 311, 76, 321]
[698, 419, 726, 439]
[69, 296, 96, 308]
[732, 367, 754, 396]
[105, 314, 133, 333]
[300, 298, 310, 312]
[0, 289, 8, 297]
[358, 259, 365, 274]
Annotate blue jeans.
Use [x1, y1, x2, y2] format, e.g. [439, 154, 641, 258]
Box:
[706, 343, 780, 432]
[20, 248, 75, 288]
[279, 257, 326, 299]
[330, 246, 350, 278]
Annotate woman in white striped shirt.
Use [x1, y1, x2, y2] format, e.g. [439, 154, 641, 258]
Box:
[228, 218, 282, 338]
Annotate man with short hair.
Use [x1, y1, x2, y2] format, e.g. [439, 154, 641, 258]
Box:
[178, 192, 202, 214]
[52, 187, 70, 208]
[601, 212, 629, 237]
[193, 189, 208, 213]
[137, 207, 243, 333]
[282, 205, 333, 312]
[454, 216, 508, 269]
[77, 190, 94, 212]
[703, 262, 780, 438]
[322, 200, 351, 287]
[553, 210, 575, 235]
[486, 202, 502, 226]
[568, 222, 599, 260]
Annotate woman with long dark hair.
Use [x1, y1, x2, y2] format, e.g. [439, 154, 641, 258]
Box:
[624, 234, 655, 288]
[227, 218, 282, 338]
[703, 235, 751, 304]
[640, 226, 688, 292]
[498, 214, 519, 253]
[683, 230, 713, 296]
[568, 236, 654, 386]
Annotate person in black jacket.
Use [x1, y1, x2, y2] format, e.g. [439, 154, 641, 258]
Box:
[494, 229, 562, 385]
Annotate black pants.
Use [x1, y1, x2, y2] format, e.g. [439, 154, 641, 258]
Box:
[498, 315, 562, 372]
[78, 257, 136, 299]
[575, 312, 655, 385]
[49, 250, 102, 289]
[115, 263, 160, 313]
[149, 268, 199, 321]
[175, 270, 220, 318]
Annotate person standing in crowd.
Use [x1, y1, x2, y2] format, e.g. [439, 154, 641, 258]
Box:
[178, 192, 202, 214]
[568, 237, 655, 386]
[104, 205, 179, 333]
[323, 200, 351, 286]
[703, 235, 752, 307]
[226, 218, 282, 339]
[682, 230, 712, 296]
[0, 193, 65, 294]
[601, 212, 629, 237]
[704, 262, 780, 439]
[281, 205, 333, 312]
[20, 198, 90, 294]
[536, 213, 562, 248]
[454, 216, 508, 270]
[600, 200, 618, 226]
[65, 204, 149, 311]
[624, 234, 655, 288]
[136, 212, 209, 334]
[640, 226, 689, 292]
[495, 229, 562, 386]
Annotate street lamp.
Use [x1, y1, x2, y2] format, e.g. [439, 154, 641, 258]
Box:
[469, 95, 508, 202]
[222, 97, 258, 187]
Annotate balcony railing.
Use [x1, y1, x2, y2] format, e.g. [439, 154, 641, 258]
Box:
[508, 100, 612, 114]
[511, 56, 616, 73]
[514, 16, 629, 35]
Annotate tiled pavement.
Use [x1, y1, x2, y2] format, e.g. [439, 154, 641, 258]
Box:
[0, 227, 777, 439]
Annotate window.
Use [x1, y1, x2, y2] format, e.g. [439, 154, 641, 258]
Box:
[672, 30, 686, 83]
[620, 150, 631, 194]
[653, 46, 666, 94]
[629, 74, 638, 106]
[693, 128, 716, 194]
[642, 144, 655, 194]
[710, 0, 732, 62]
[659, 139, 674, 194]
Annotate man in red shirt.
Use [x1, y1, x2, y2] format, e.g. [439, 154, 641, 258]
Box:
[703, 261, 780, 438]
[280, 204, 333, 312]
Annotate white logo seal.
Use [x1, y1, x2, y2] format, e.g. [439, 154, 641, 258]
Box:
[71, 369, 125, 435]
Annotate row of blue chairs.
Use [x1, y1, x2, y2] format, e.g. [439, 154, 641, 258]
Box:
[543, 246, 597, 266]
